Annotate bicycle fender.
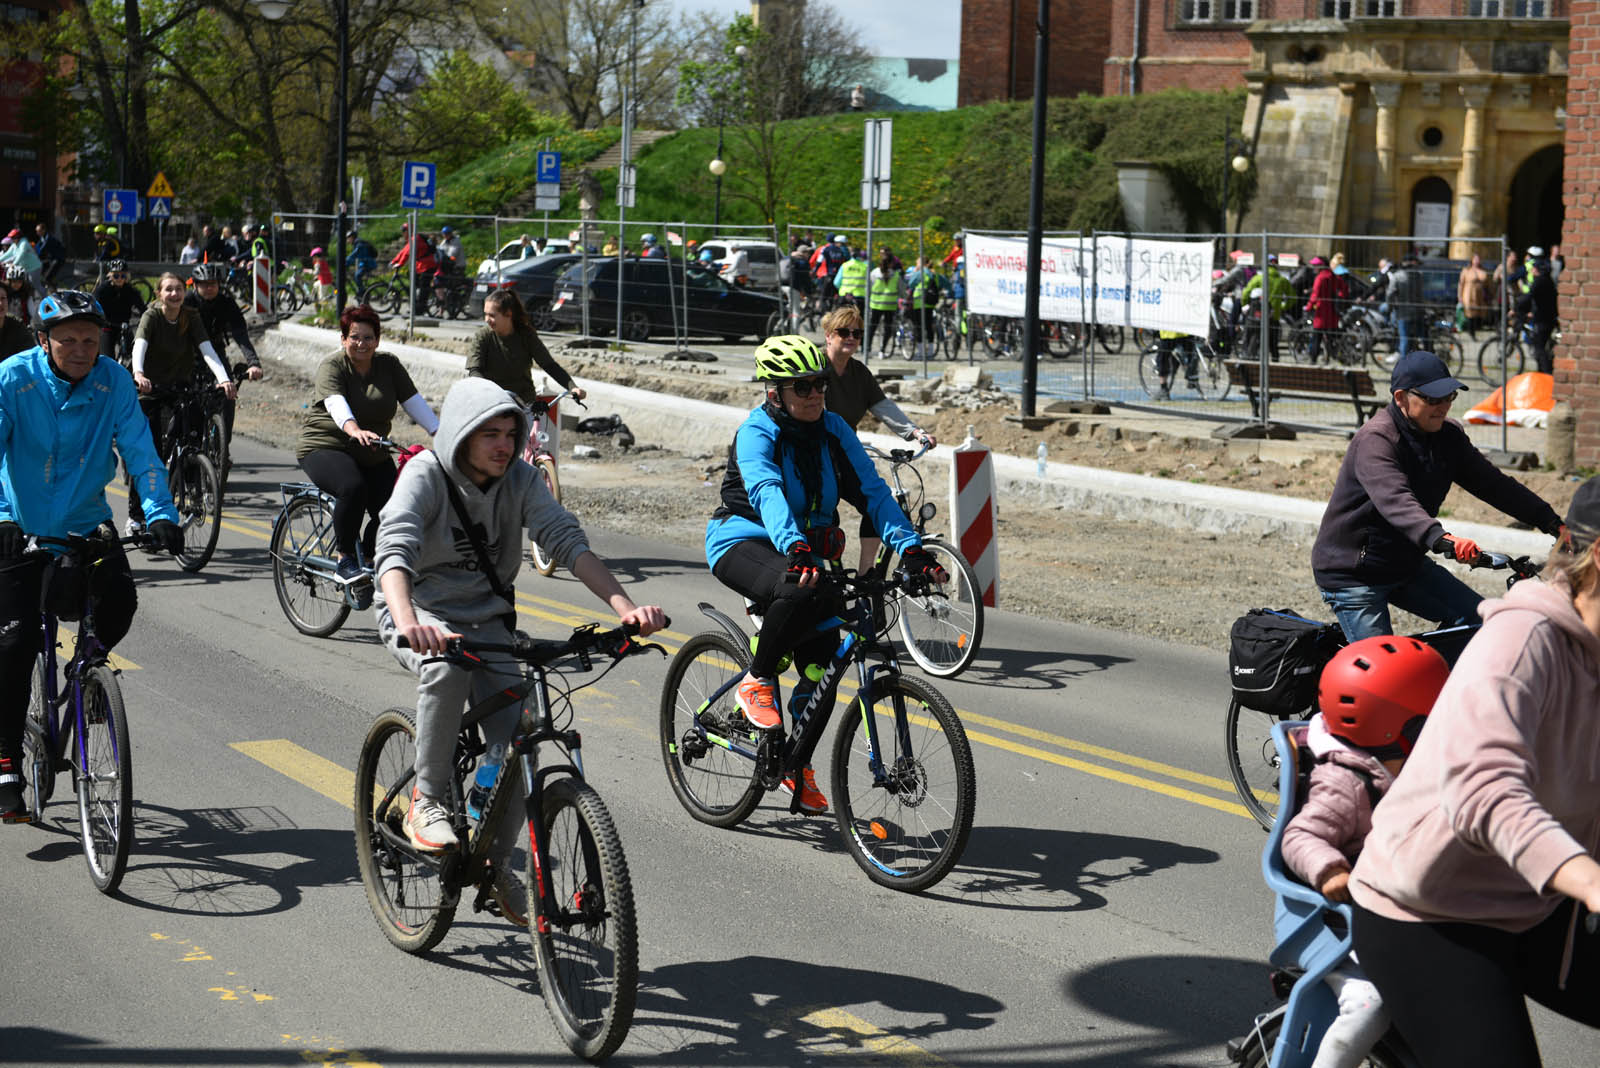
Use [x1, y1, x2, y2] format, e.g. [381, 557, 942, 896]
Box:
[697, 601, 750, 647]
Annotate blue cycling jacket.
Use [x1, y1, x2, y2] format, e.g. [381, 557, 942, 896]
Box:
[0, 345, 177, 538]
[705, 405, 918, 568]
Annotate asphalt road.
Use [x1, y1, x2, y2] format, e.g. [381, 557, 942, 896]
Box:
[1, 436, 1591, 1067]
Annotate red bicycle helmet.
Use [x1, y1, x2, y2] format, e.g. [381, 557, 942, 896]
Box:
[1318, 636, 1449, 755]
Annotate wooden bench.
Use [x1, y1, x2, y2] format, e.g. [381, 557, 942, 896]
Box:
[1224, 361, 1384, 426]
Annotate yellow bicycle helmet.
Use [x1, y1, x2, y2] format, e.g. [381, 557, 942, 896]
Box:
[753, 334, 825, 382]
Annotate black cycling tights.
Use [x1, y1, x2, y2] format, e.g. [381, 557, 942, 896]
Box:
[712, 539, 839, 680]
[1353, 900, 1600, 1067]
[298, 448, 397, 561]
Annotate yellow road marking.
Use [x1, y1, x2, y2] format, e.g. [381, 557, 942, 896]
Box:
[230, 740, 355, 810]
[51, 622, 140, 672]
[791, 1007, 954, 1066]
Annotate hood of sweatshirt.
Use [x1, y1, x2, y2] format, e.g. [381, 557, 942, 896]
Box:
[1481, 573, 1600, 668]
[434, 377, 530, 489]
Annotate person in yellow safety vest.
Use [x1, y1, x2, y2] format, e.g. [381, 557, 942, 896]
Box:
[1152, 329, 1201, 400]
[865, 249, 903, 358]
[904, 257, 940, 358]
[833, 248, 869, 312]
[1241, 254, 1295, 357]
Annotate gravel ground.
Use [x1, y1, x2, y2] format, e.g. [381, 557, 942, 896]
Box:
[237, 350, 1555, 651]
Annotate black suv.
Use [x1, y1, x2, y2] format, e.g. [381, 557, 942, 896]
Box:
[549, 256, 784, 342]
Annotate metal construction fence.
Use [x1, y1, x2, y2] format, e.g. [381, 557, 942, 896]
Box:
[959, 229, 1516, 441]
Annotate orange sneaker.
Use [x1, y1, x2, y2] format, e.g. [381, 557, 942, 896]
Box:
[735, 675, 782, 730]
[781, 767, 828, 814]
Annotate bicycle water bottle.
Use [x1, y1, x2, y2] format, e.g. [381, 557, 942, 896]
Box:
[466, 743, 505, 822]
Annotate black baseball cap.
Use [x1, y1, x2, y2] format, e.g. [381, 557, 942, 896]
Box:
[1390, 351, 1468, 399]
[1565, 476, 1600, 540]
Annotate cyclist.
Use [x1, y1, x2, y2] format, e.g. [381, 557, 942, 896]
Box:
[1311, 350, 1562, 642]
[0, 292, 183, 821]
[32, 224, 66, 290]
[435, 225, 463, 273]
[93, 224, 122, 268]
[296, 304, 439, 599]
[0, 289, 32, 359]
[819, 306, 936, 573]
[346, 231, 378, 293]
[390, 223, 436, 279]
[373, 377, 665, 892]
[467, 290, 586, 444]
[810, 235, 849, 306]
[833, 246, 869, 310]
[92, 259, 146, 364]
[125, 273, 238, 537]
[1, 229, 43, 295]
[640, 233, 666, 260]
[1514, 253, 1558, 375]
[3, 265, 33, 323]
[185, 263, 265, 454]
[1151, 330, 1202, 398]
[1348, 476, 1600, 1066]
[704, 335, 946, 813]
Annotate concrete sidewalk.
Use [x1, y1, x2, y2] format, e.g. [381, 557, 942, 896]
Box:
[258, 322, 1555, 558]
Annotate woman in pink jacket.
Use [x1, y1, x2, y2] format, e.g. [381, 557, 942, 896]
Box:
[1349, 477, 1600, 1066]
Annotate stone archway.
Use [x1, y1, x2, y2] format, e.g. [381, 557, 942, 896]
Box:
[1507, 144, 1564, 254]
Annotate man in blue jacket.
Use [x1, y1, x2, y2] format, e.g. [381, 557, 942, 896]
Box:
[0, 292, 183, 821]
[1311, 350, 1562, 642]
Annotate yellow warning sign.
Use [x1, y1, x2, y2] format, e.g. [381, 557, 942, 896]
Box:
[146, 171, 175, 198]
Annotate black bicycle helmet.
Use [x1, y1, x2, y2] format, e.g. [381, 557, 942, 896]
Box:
[104, 258, 127, 273]
[36, 290, 108, 331]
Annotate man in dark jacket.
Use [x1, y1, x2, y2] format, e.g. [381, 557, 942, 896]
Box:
[1311, 351, 1563, 642]
[1515, 256, 1559, 374]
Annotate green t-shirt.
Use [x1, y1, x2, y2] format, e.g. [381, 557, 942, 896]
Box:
[135, 305, 212, 385]
[296, 350, 419, 466]
[464, 326, 573, 406]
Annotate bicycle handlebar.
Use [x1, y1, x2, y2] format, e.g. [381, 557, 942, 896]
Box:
[528, 388, 588, 417]
[28, 530, 158, 556]
[396, 618, 670, 668]
[1430, 545, 1543, 580]
[862, 440, 934, 465]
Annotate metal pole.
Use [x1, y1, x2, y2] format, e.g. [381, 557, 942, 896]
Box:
[615, 86, 629, 347]
[407, 209, 416, 335]
[1258, 231, 1270, 428]
[334, 0, 349, 312]
[1019, 0, 1049, 417]
[713, 120, 724, 229]
[864, 122, 875, 365]
[1220, 117, 1230, 256]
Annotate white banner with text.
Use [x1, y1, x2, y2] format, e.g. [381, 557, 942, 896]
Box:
[964, 233, 1213, 337]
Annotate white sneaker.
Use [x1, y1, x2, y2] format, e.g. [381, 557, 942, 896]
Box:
[488, 861, 528, 927]
[403, 787, 458, 853]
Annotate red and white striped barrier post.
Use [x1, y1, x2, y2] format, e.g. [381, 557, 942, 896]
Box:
[949, 426, 998, 607]
[253, 254, 272, 315]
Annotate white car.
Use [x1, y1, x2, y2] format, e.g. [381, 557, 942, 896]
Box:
[475, 237, 573, 279]
[696, 237, 781, 290]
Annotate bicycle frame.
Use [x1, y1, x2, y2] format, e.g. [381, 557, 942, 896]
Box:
[32, 611, 111, 787]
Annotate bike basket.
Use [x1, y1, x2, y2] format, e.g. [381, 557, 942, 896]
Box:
[1227, 609, 1342, 714]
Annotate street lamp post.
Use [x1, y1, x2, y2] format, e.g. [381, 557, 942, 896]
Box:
[1220, 120, 1252, 253]
[251, 0, 349, 312]
[708, 44, 747, 231]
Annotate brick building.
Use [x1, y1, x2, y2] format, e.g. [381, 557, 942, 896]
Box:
[1560, 0, 1599, 465]
[957, 0, 1112, 106]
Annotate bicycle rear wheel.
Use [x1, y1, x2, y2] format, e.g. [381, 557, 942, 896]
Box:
[529, 778, 638, 1064]
[1477, 336, 1525, 387]
[76, 665, 133, 893]
[530, 458, 561, 576]
[1097, 324, 1126, 355]
[1136, 345, 1165, 399]
[354, 708, 456, 952]
[271, 494, 351, 637]
[893, 537, 983, 679]
[831, 673, 975, 892]
[1225, 698, 1284, 831]
[659, 632, 763, 828]
[171, 451, 222, 572]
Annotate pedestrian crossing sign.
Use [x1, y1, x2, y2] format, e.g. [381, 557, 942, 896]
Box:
[146, 172, 175, 198]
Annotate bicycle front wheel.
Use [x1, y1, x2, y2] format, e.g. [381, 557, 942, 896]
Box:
[659, 632, 763, 828]
[204, 411, 229, 486]
[171, 451, 222, 572]
[894, 538, 983, 679]
[354, 708, 456, 953]
[1136, 345, 1165, 399]
[530, 459, 561, 576]
[1225, 698, 1284, 831]
[831, 673, 975, 892]
[530, 778, 638, 1064]
[1477, 336, 1525, 387]
[271, 494, 351, 637]
[1196, 344, 1232, 402]
[76, 665, 133, 893]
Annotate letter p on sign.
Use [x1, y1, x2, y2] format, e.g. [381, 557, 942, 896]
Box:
[400, 161, 436, 210]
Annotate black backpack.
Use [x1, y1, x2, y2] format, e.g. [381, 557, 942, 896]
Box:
[1227, 609, 1343, 714]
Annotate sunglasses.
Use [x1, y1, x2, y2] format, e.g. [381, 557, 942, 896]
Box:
[1409, 389, 1458, 406]
[832, 328, 863, 339]
[785, 376, 830, 397]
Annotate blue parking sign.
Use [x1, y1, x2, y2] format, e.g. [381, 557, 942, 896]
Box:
[103, 188, 139, 225]
[537, 151, 561, 184]
[19, 172, 39, 201]
[400, 161, 436, 210]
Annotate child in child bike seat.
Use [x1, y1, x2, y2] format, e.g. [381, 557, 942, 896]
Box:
[371, 378, 663, 922]
[1280, 635, 1448, 1068]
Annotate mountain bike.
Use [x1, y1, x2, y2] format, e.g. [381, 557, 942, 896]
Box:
[525, 390, 584, 577]
[19, 529, 161, 893]
[1476, 316, 1558, 387]
[356, 621, 665, 1063]
[142, 382, 226, 572]
[1136, 335, 1232, 401]
[862, 441, 983, 678]
[1225, 549, 1542, 829]
[660, 567, 976, 893]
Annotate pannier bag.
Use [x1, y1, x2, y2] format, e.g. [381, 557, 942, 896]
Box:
[1228, 609, 1343, 714]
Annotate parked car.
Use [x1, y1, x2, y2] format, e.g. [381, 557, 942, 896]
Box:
[697, 237, 782, 290]
[468, 252, 585, 326]
[549, 257, 785, 342]
[474, 237, 573, 279]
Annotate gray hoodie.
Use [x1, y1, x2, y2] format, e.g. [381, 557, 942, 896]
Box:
[374, 377, 590, 625]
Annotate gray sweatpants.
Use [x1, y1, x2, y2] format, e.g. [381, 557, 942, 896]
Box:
[377, 604, 527, 860]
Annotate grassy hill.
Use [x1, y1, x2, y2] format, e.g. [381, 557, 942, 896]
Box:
[364, 89, 1250, 265]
